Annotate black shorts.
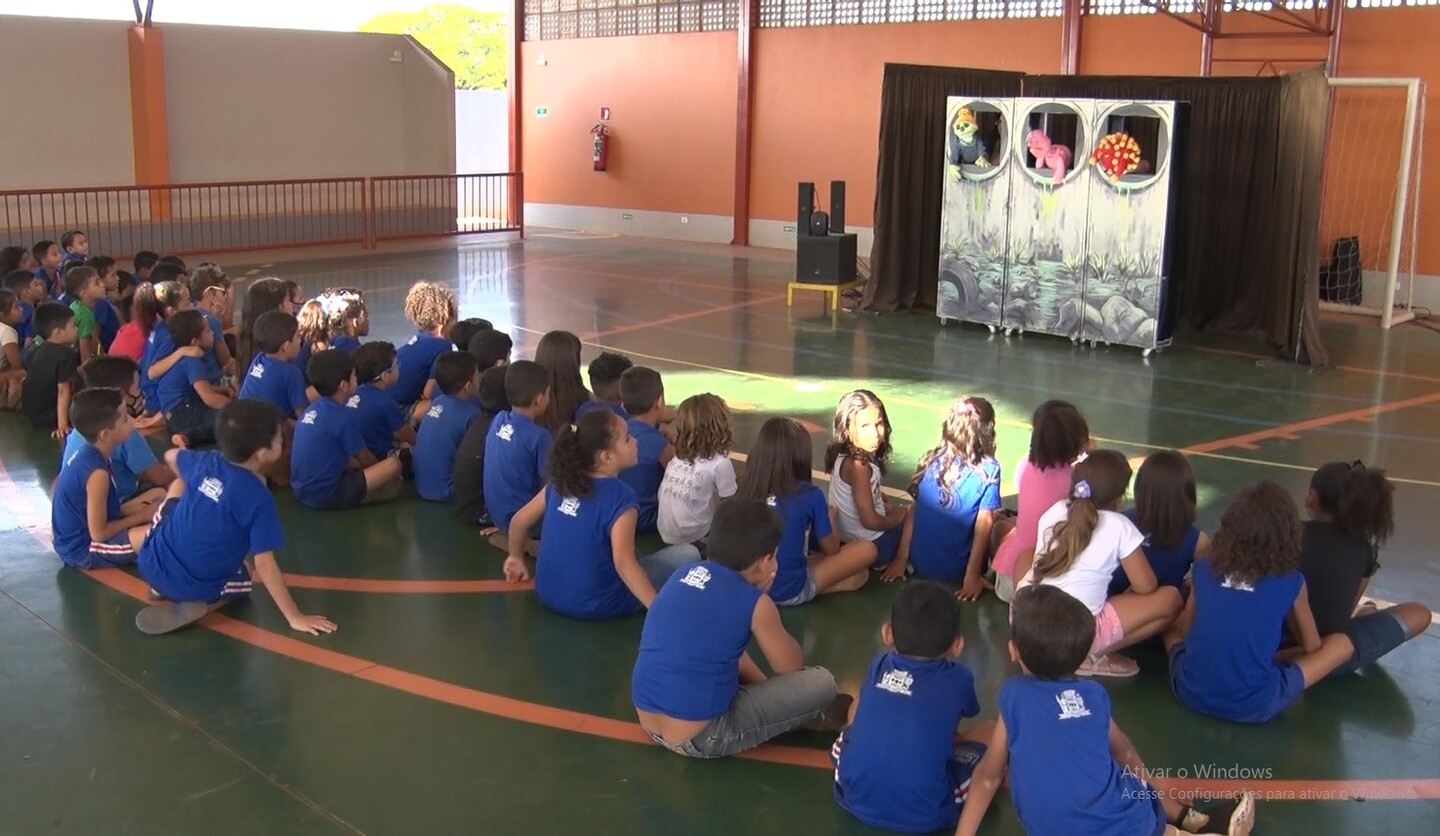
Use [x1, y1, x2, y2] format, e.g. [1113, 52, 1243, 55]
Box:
[323, 469, 369, 510]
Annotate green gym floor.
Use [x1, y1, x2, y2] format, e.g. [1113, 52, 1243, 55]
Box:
[1, 233, 1436, 834]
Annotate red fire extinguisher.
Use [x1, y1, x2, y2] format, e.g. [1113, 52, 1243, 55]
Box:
[591, 124, 610, 172]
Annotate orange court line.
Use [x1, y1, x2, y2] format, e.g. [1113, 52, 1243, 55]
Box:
[4, 459, 1440, 797]
[1181, 390, 1440, 455]
[581, 293, 787, 341]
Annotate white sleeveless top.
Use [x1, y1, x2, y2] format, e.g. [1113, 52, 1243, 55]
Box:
[828, 455, 885, 543]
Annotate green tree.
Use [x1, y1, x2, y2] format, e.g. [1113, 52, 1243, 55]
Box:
[360, 4, 508, 90]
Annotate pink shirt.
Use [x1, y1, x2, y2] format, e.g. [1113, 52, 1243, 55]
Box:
[108, 322, 146, 362]
[991, 458, 1074, 574]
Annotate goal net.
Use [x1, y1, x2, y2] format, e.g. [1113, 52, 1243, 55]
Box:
[1317, 77, 1426, 329]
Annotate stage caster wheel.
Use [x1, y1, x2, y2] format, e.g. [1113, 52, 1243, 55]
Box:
[986, 324, 998, 334]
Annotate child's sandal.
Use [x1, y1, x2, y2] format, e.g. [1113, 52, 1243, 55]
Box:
[1077, 653, 1139, 678]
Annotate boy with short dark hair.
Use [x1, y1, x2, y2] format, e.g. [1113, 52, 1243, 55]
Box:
[60, 230, 89, 263]
[448, 317, 493, 352]
[237, 310, 308, 418]
[4, 269, 47, 341]
[32, 240, 62, 297]
[291, 349, 403, 510]
[20, 302, 80, 436]
[188, 264, 235, 379]
[956, 585, 1256, 836]
[413, 351, 481, 502]
[156, 309, 232, 448]
[50, 388, 160, 568]
[135, 399, 337, 636]
[84, 256, 122, 351]
[618, 366, 673, 533]
[632, 496, 845, 758]
[452, 354, 511, 528]
[482, 360, 552, 534]
[832, 581, 991, 832]
[348, 340, 415, 458]
[63, 265, 104, 362]
[133, 250, 160, 282]
[62, 356, 174, 498]
[576, 351, 633, 421]
[467, 327, 512, 372]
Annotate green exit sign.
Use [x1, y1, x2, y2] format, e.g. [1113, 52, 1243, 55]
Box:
[783, 225, 796, 232]
[622, 213, 634, 220]
[535, 107, 549, 117]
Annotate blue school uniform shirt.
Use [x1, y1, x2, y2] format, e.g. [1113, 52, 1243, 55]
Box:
[574, 399, 629, 422]
[139, 321, 175, 409]
[50, 444, 122, 566]
[413, 393, 482, 501]
[330, 334, 361, 354]
[1109, 510, 1200, 596]
[17, 301, 34, 341]
[156, 355, 212, 413]
[199, 312, 225, 380]
[62, 428, 156, 500]
[1000, 677, 1165, 836]
[909, 457, 1002, 582]
[238, 353, 309, 417]
[346, 382, 406, 459]
[391, 332, 454, 405]
[618, 418, 666, 532]
[94, 298, 120, 351]
[768, 483, 832, 602]
[291, 397, 365, 508]
[1171, 559, 1304, 723]
[482, 410, 552, 531]
[534, 477, 641, 619]
[35, 266, 61, 298]
[834, 652, 982, 833]
[138, 450, 284, 602]
[631, 560, 763, 719]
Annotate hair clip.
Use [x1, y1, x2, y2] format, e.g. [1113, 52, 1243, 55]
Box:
[1072, 450, 1089, 466]
[1073, 480, 1092, 500]
[570, 423, 577, 433]
[955, 401, 976, 415]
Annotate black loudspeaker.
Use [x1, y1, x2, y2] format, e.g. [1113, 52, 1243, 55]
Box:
[796, 234, 858, 284]
[797, 182, 815, 235]
[809, 211, 829, 237]
[829, 180, 845, 233]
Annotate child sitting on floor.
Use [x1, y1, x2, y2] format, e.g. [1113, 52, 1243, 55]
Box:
[657, 393, 736, 548]
[483, 360, 553, 537]
[188, 264, 235, 380]
[630, 496, 845, 758]
[317, 287, 368, 354]
[413, 352, 482, 502]
[502, 409, 700, 619]
[618, 366, 673, 534]
[832, 581, 992, 833]
[993, 399, 1091, 602]
[894, 396, 1002, 597]
[155, 310, 233, 448]
[50, 388, 164, 569]
[391, 281, 457, 413]
[62, 356, 174, 499]
[0, 288, 25, 409]
[63, 265, 105, 363]
[1299, 460, 1431, 677]
[348, 341, 415, 460]
[134, 399, 337, 637]
[290, 350, 403, 510]
[576, 350, 632, 421]
[1017, 449, 1182, 678]
[1110, 450, 1208, 597]
[958, 585, 1257, 836]
[452, 351, 511, 529]
[826, 389, 908, 569]
[20, 302, 80, 437]
[1165, 480, 1355, 723]
[237, 311, 309, 419]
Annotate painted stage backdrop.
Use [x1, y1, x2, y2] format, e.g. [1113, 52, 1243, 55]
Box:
[938, 96, 1181, 351]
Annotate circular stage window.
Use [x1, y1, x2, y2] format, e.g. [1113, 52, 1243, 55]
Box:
[1018, 102, 1086, 188]
[1091, 103, 1171, 192]
[946, 100, 1008, 183]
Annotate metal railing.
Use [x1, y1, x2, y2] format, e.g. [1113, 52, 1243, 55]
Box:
[0, 172, 521, 259]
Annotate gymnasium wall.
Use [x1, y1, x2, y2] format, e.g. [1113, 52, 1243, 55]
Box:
[0, 17, 137, 189]
[520, 9, 1440, 278]
[0, 16, 454, 190]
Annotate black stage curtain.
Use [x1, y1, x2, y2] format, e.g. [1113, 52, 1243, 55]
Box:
[865, 64, 1331, 362]
[863, 64, 1022, 312]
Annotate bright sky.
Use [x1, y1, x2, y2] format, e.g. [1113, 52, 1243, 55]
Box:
[0, 0, 508, 31]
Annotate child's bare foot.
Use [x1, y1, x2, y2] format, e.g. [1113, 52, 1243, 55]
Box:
[170, 434, 189, 449]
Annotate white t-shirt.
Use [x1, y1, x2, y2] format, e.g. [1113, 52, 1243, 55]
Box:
[0, 321, 17, 370]
[829, 455, 885, 542]
[1018, 500, 1145, 614]
[657, 452, 737, 544]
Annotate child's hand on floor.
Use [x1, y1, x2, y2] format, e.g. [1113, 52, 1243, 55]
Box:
[289, 613, 337, 635]
[956, 574, 993, 602]
[503, 555, 530, 582]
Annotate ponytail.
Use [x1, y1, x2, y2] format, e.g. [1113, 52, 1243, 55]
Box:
[1032, 450, 1132, 582]
[131, 282, 160, 334]
[547, 409, 618, 499]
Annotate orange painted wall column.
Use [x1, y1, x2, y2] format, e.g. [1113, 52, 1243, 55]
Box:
[127, 25, 170, 217]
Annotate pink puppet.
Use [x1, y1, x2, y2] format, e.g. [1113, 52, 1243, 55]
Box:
[1026, 130, 1072, 184]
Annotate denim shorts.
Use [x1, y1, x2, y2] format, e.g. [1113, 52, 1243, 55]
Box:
[774, 570, 818, 607]
[1330, 608, 1409, 678]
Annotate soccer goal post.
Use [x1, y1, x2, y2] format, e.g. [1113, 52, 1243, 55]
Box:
[1317, 77, 1426, 330]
